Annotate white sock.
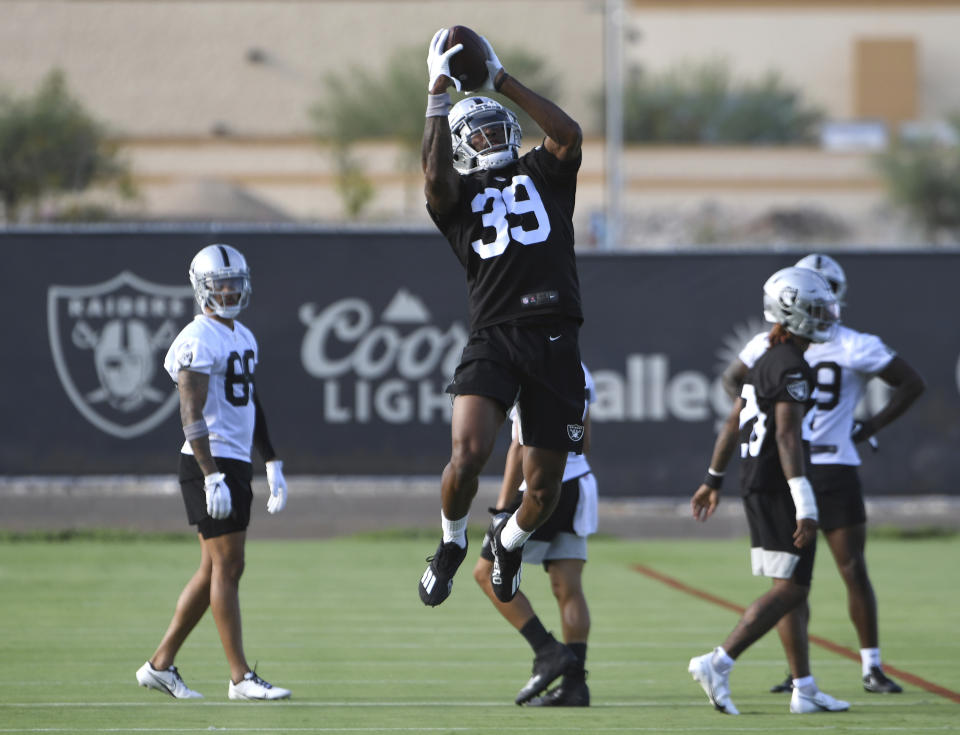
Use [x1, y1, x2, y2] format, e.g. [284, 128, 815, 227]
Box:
[441, 510, 468, 548]
[711, 646, 735, 673]
[499, 512, 531, 551]
[861, 647, 881, 676]
[793, 675, 816, 693]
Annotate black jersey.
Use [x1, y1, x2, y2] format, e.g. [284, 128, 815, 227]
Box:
[428, 144, 582, 331]
[738, 340, 815, 496]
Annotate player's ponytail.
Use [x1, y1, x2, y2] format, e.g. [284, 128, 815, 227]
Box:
[768, 323, 793, 345]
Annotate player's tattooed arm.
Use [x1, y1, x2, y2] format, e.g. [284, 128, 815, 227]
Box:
[496, 75, 581, 162]
[422, 116, 460, 215]
[720, 358, 748, 400]
[774, 400, 807, 480]
[177, 369, 218, 476]
[691, 397, 741, 521]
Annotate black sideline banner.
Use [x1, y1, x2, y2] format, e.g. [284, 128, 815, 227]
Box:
[2, 228, 955, 497]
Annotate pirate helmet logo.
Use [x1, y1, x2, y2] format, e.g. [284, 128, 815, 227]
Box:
[48, 271, 195, 438]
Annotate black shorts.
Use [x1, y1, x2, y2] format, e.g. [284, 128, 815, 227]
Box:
[446, 320, 585, 453]
[743, 490, 816, 586]
[178, 454, 254, 539]
[479, 474, 583, 563]
[810, 464, 866, 532]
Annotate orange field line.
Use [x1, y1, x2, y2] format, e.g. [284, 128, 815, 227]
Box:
[632, 563, 960, 704]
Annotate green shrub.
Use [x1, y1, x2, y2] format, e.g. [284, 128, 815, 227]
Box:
[874, 116, 960, 243]
[0, 69, 132, 222]
[598, 59, 823, 144]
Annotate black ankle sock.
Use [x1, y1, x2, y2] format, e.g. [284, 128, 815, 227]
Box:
[568, 642, 587, 666]
[519, 616, 552, 653]
[566, 642, 587, 678]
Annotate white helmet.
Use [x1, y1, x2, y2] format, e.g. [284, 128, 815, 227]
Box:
[762, 266, 840, 343]
[448, 96, 522, 174]
[189, 244, 251, 319]
[794, 253, 847, 305]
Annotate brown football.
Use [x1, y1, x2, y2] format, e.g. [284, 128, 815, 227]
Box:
[444, 25, 488, 91]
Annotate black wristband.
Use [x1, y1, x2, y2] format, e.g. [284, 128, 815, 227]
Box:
[702, 471, 723, 490]
[494, 70, 509, 92]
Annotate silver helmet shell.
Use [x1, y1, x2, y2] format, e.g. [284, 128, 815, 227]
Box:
[762, 266, 840, 343]
[448, 96, 522, 174]
[794, 253, 847, 305]
[189, 244, 252, 319]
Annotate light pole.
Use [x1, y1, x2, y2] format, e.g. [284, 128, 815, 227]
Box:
[604, 0, 624, 251]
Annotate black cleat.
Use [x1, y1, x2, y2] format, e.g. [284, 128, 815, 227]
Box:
[863, 666, 903, 693]
[418, 539, 468, 607]
[491, 518, 524, 603]
[770, 674, 794, 693]
[514, 640, 577, 704]
[526, 675, 590, 707]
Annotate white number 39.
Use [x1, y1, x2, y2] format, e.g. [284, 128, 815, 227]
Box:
[469, 174, 551, 259]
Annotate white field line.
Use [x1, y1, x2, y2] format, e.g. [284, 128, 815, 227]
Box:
[0, 724, 958, 733]
[0, 698, 942, 709]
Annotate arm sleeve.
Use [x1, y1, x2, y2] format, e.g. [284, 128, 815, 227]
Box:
[252, 390, 277, 462]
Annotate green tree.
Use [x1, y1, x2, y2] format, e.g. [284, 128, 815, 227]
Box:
[596, 59, 823, 144]
[0, 70, 132, 222]
[874, 116, 960, 243]
[310, 45, 560, 218]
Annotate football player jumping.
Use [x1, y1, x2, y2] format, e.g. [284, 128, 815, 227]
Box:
[721, 254, 925, 695]
[418, 30, 587, 609]
[689, 266, 849, 715]
[135, 244, 291, 701]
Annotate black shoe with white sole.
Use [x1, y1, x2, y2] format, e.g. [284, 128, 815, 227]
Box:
[514, 639, 577, 704]
[490, 519, 524, 603]
[770, 674, 794, 693]
[526, 674, 590, 707]
[418, 539, 468, 607]
[863, 666, 903, 693]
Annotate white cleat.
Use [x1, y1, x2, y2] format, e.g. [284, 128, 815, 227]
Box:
[228, 671, 291, 700]
[688, 651, 739, 715]
[790, 687, 850, 713]
[136, 661, 203, 699]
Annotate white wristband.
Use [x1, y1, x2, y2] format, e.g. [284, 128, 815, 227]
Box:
[787, 476, 818, 522]
[426, 92, 451, 118]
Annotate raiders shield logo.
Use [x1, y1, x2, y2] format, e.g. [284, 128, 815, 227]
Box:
[786, 378, 810, 402]
[567, 423, 585, 442]
[48, 271, 195, 438]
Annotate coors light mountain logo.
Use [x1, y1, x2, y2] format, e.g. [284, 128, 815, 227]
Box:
[48, 271, 195, 438]
[299, 289, 468, 423]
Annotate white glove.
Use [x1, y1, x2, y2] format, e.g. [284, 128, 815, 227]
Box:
[265, 459, 288, 514]
[427, 28, 462, 92]
[478, 34, 504, 92]
[203, 472, 233, 520]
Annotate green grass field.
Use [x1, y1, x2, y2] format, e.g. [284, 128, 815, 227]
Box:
[1, 529, 957, 733]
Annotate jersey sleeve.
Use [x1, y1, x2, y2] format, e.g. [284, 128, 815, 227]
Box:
[509, 405, 522, 442]
[163, 328, 217, 382]
[846, 331, 897, 375]
[582, 363, 597, 406]
[737, 332, 769, 369]
[524, 143, 581, 182]
[755, 347, 813, 405]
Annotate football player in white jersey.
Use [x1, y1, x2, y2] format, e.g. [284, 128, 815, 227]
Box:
[473, 364, 597, 707]
[135, 244, 291, 701]
[721, 254, 925, 695]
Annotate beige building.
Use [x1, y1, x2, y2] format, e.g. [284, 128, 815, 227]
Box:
[3, 0, 959, 244]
